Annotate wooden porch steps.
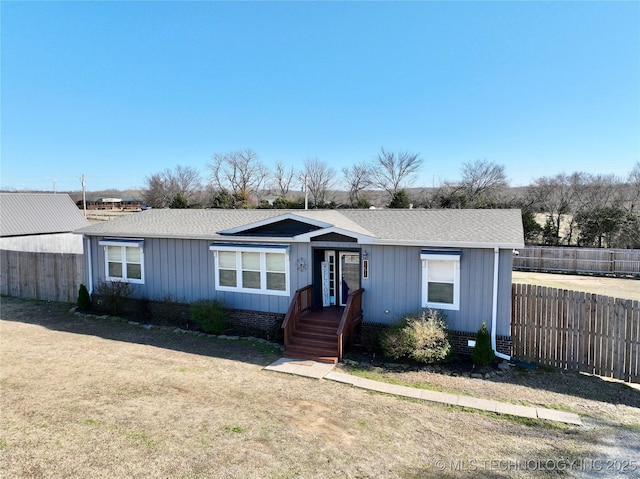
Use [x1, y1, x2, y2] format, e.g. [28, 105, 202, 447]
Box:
[283, 309, 342, 364]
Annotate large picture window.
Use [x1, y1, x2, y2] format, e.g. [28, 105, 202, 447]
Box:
[421, 251, 460, 310]
[99, 239, 145, 284]
[210, 244, 289, 296]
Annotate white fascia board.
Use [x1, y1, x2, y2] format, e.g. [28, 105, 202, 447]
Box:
[373, 239, 525, 249]
[218, 213, 333, 235]
[294, 226, 376, 244]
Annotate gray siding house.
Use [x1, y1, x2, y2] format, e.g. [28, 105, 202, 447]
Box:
[76, 209, 524, 360]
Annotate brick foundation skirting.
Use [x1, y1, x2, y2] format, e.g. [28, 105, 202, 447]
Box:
[92, 295, 284, 341]
[358, 321, 512, 357]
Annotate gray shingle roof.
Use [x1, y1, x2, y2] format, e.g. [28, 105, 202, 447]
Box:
[0, 193, 90, 237]
[75, 208, 524, 248]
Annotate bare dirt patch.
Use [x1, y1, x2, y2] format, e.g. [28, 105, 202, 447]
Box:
[1, 297, 639, 478]
[512, 271, 640, 301]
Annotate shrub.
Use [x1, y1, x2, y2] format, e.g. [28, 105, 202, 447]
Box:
[95, 280, 133, 315]
[77, 284, 92, 310]
[472, 321, 495, 367]
[380, 310, 451, 364]
[189, 300, 229, 334]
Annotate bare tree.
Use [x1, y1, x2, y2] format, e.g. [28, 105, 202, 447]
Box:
[143, 165, 202, 208]
[342, 160, 372, 207]
[303, 158, 335, 207]
[207, 149, 268, 206]
[370, 148, 424, 197]
[270, 161, 296, 198]
[530, 173, 582, 245]
[626, 162, 640, 214]
[459, 159, 508, 206]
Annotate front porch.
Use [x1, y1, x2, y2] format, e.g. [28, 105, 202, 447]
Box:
[282, 285, 363, 364]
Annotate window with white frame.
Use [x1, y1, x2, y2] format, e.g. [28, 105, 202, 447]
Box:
[99, 239, 145, 284]
[210, 244, 289, 296]
[421, 252, 460, 310]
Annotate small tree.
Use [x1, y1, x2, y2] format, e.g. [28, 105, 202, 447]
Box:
[388, 189, 410, 208]
[472, 321, 495, 367]
[77, 284, 92, 310]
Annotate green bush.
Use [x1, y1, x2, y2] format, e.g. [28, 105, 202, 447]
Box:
[472, 321, 495, 367]
[380, 310, 451, 364]
[189, 300, 229, 334]
[77, 284, 92, 310]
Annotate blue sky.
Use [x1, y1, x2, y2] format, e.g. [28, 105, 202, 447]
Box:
[1, 1, 639, 192]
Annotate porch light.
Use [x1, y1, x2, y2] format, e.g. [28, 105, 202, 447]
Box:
[296, 258, 307, 271]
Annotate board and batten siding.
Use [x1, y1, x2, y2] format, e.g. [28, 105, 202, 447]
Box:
[86, 236, 309, 314]
[362, 245, 513, 336]
[85, 236, 514, 334]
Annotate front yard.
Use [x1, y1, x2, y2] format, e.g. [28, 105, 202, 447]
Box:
[1, 297, 639, 478]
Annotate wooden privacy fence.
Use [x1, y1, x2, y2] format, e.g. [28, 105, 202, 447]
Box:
[514, 246, 640, 277]
[512, 283, 640, 383]
[0, 250, 84, 304]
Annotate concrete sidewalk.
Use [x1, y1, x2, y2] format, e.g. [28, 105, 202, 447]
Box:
[265, 358, 582, 426]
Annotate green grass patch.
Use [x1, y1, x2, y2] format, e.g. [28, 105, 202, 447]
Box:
[126, 431, 161, 447]
[224, 425, 246, 434]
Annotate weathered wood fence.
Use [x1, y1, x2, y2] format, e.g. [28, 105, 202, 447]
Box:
[512, 283, 640, 383]
[0, 250, 84, 304]
[514, 246, 640, 276]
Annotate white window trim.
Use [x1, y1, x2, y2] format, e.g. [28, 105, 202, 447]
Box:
[98, 239, 145, 284]
[421, 252, 460, 310]
[210, 244, 290, 297]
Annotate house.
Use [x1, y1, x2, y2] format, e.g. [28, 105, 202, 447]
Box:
[75, 208, 524, 362]
[78, 196, 145, 211]
[0, 193, 89, 253]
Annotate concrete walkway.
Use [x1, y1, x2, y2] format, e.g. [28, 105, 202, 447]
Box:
[265, 358, 582, 426]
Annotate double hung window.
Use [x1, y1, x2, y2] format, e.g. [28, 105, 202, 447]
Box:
[421, 251, 460, 310]
[211, 244, 289, 296]
[99, 239, 145, 284]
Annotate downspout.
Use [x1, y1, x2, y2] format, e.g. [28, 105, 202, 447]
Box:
[86, 236, 94, 294]
[492, 247, 510, 360]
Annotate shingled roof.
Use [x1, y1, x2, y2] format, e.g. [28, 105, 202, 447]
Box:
[0, 193, 89, 237]
[75, 208, 524, 248]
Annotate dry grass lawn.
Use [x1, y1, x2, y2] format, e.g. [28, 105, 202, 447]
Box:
[512, 271, 640, 301]
[1, 297, 639, 478]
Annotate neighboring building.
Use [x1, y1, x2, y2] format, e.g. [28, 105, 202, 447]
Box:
[78, 197, 145, 211]
[0, 193, 89, 253]
[75, 209, 524, 361]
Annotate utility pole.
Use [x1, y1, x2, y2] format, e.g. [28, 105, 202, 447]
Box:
[301, 174, 308, 210]
[80, 174, 87, 217]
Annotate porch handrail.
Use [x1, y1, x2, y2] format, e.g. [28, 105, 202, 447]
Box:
[282, 285, 313, 347]
[337, 288, 364, 361]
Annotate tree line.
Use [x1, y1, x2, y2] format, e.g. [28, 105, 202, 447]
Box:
[142, 148, 640, 249]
